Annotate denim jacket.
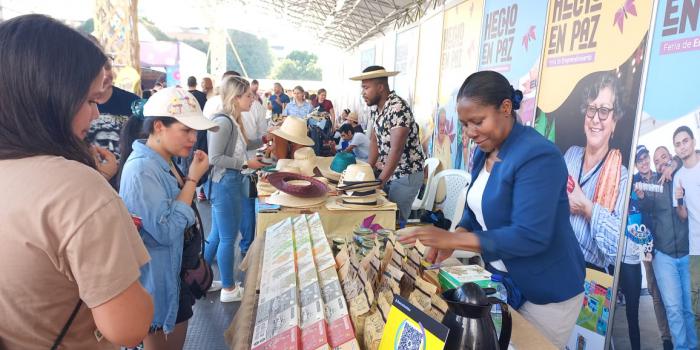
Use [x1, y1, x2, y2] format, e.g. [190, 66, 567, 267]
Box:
[119, 140, 195, 333]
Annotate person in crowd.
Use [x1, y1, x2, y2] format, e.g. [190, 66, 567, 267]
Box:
[206, 76, 266, 302]
[202, 71, 241, 120]
[239, 78, 268, 257]
[399, 71, 585, 348]
[352, 65, 424, 225]
[201, 77, 215, 99]
[337, 123, 369, 162]
[563, 72, 627, 272]
[0, 14, 153, 349]
[637, 145, 697, 350]
[118, 87, 218, 349]
[630, 145, 673, 349]
[84, 35, 140, 189]
[284, 85, 314, 118]
[316, 88, 336, 127]
[672, 126, 700, 339]
[346, 111, 364, 134]
[250, 79, 263, 104]
[268, 82, 289, 116]
[153, 82, 165, 92]
[186, 76, 207, 110]
[337, 108, 350, 129]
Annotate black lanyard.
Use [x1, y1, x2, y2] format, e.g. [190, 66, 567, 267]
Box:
[578, 149, 610, 188]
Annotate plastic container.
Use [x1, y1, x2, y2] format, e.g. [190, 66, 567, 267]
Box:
[488, 274, 508, 335]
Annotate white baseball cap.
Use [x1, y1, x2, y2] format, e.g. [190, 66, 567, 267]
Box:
[143, 87, 219, 131]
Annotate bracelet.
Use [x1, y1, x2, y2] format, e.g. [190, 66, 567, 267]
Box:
[184, 177, 198, 185]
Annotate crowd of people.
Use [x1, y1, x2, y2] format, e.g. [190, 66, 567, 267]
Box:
[1, 12, 698, 350]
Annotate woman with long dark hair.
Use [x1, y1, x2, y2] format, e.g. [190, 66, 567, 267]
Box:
[400, 71, 585, 348]
[0, 14, 153, 349]
[118, 88, 219, 349]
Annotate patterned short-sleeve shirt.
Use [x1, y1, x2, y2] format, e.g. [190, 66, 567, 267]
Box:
[374, 91, 425, 180]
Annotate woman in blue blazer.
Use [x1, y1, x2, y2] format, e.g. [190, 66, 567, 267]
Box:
[400, 71, 585, 348]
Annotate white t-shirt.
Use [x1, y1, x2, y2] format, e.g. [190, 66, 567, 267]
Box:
[467, 167, 508, 272]
[673, 160, 700, 255]
[202, 95, 222, 120]
[348, 132, 370, 162]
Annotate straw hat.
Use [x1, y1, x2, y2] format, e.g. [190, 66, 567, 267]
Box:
[144, 87, 219, 131]
[318, 153, 356, 182]
[293, 147, 318, 177]
[349, 65, 399, 81]
[338, 163, 382, 193]
[267, 172, 328, 198]
[268, 191, 327, 208]
[270, 116, 314, 146]
[346, 112, 359, 123]
[334, 195, 389, 209]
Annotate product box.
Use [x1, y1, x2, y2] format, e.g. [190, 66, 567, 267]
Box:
[438, 265, 492, 291]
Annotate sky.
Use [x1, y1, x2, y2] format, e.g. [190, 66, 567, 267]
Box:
[0, 0, 329, 56]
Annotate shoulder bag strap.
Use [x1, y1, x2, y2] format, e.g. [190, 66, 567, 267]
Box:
[51, 300, 83, 350]
[207, 114, 236, 198]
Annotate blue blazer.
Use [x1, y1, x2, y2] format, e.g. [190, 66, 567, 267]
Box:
[458, 122, 585, 305]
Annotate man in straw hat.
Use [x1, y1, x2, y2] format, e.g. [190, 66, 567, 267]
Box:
[350, 65, 425, 225]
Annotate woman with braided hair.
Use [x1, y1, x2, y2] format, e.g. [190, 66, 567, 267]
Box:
[399, 71, 585, 348]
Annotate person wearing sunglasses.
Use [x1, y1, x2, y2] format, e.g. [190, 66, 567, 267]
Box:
[563, 72, 628, 273]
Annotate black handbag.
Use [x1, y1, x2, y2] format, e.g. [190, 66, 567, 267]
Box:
[241, 170, 258, 199]
[181, 201, 213, 299]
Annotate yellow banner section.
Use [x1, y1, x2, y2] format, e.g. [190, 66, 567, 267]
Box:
[538, 0, 653, 113]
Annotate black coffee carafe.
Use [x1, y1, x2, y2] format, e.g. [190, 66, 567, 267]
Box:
[441, 282, 512, 350]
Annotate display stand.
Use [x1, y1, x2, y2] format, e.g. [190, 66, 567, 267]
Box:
[225, 226, 557, 350]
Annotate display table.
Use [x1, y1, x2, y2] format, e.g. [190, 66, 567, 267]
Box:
[224, 230, 556, 350]
[256, 197, 397, 239]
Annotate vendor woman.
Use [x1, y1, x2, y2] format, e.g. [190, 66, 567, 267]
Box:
[269, 115, 315, 159]
[399, 71, 585, 348]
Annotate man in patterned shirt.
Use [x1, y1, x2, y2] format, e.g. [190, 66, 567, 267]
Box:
[351, 66, 425, 224]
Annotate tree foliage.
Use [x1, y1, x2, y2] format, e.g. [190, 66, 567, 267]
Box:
[273, 50, 322, 81]
[224, 29, 273, 79]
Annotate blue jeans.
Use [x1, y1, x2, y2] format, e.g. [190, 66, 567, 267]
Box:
[653, 250, 698, 350]
[204, 170, 243, 289]
[239, 197, 256, 255]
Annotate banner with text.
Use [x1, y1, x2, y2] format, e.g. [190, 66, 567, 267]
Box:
[435, 0, 484, 171]
[535, 0, 654, 348]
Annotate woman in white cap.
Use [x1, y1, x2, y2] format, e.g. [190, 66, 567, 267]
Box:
[206, 76, 266, 303]
[118, 87, 220, 349]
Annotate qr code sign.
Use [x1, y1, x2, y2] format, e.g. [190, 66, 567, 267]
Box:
[397, 322, 424, 350]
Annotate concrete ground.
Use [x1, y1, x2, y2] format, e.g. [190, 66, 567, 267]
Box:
[611, 291, 667, 350]
[183, 200, 243, 350]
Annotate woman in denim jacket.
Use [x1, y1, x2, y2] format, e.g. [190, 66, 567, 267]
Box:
[119, 88, 218, 349]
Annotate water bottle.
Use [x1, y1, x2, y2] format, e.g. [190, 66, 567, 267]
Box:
[489, 274, 508, 335]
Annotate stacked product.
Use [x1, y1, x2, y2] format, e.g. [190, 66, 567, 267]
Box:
[251, 218, 300, 350]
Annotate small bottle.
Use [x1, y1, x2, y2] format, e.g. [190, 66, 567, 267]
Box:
[489, 274, 508, 335]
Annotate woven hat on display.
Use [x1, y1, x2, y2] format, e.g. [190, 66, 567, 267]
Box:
[337, 163, 382, 193]
[318, 153, 357, 183]
[349, 65, 400, 81]
[270, 115, 314, 146]
[267, 172, 328, 198]
[268, 191, 327, 208]
[144, 87, 219, 131]
[346, 112, 359, 123]
[293, 147, 318, 177]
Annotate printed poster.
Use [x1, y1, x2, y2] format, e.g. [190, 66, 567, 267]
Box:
[435, 0, 484, 171]
[478, 0, 548, 125]
[413, 12, 444, 155]
[394, 27, 419, 108]
[617, 1, 700, 348]
[535, 0, 654, 348]
[378, 295, 449, 350]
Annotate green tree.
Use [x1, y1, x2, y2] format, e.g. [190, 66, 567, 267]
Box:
[77, 18, 94, 34]
[273, 50, 322, 81]
[224, 29, 273, 79]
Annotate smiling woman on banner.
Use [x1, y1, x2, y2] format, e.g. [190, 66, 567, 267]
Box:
[563, 72, 628, 273]
[399, 71, 585, 348]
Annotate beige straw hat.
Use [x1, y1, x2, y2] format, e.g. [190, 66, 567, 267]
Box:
[293, 147, 318, 177]
[346, 112, 359, 123]
[267, 191, 327, 208]
[349, 66, 400, 81]
[270, 116, 314, 146]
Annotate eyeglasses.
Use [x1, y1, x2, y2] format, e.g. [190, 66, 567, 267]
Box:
[584, 105, 613, 121]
